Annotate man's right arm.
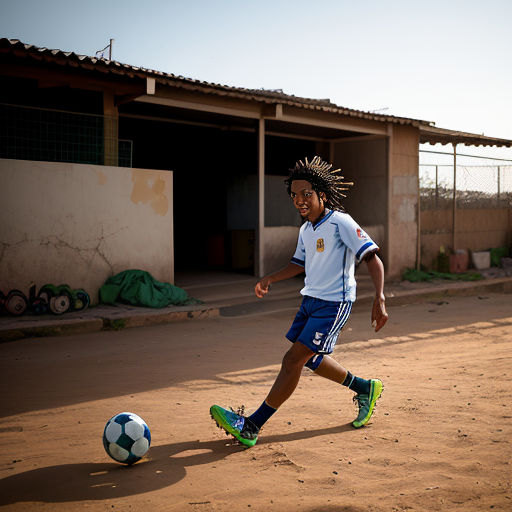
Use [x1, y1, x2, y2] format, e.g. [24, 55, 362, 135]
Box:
[254, 262, 304, 298]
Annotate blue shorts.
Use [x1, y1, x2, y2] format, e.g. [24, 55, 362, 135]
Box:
[286, 296, 352, 354]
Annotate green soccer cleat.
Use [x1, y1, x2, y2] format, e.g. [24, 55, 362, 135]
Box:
[210, 405, 259, 447]
[352, 379, 383, 428]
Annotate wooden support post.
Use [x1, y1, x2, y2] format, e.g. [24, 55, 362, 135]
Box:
[329, 141, 335, 165]
[103, 90, 119, 166]
[452, 143, 457, 251]
[256, 118, 265, 277]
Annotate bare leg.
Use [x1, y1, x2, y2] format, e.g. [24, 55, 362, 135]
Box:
[265, 342, 314, 409]
[313, 355, 348, 384]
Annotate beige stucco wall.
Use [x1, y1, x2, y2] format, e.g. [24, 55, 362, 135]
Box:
[420, 208, 511, 267]
[0, 159, 174, 302]
[388, 125, 420, 278]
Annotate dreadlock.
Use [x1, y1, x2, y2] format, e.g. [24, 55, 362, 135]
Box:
[285, 156, 353, 212]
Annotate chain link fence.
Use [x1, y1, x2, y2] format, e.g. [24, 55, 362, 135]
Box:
[420, 163, 512, 210]
[419, 149, 512, 269]
[0, 103, 132, 167]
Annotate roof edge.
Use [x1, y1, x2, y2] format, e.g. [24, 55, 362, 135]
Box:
[420, 124, 512, 148]
[1, 37, 433, 128]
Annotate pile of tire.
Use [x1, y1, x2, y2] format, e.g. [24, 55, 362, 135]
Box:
[0, 284, 90, 316]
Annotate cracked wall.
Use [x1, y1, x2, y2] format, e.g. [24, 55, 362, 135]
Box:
[0, 159, 174, 302]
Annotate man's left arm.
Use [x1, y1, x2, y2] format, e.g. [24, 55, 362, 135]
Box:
[364, 252, 388, 332]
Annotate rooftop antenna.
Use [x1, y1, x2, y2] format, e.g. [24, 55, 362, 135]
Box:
[95, 39, 114, 60]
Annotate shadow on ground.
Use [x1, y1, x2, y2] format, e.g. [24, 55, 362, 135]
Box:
[0, 423, 352, 505]
[1, 294, 511, 417]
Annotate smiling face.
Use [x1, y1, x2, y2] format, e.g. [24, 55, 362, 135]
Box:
[290, 179, 326, 223]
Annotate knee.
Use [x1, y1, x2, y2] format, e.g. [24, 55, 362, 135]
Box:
[282, 345, 312, 370]
[305, 354, 323, 371]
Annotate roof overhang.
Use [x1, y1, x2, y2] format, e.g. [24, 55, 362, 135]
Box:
[3, 38, 512, 149]
[420, 125, 512, 147]
[0, 38, 429, 129]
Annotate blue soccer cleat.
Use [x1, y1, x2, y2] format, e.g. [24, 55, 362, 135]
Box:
[210, 405, 259, 447]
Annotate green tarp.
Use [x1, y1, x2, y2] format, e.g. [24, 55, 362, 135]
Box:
[99, 270, 199, 308]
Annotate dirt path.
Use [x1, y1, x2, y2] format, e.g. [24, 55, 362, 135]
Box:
[1, 293, 511, 511]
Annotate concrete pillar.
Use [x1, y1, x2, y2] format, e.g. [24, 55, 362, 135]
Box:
[386, 124, 420, 279]
[386, 125, 393, 271]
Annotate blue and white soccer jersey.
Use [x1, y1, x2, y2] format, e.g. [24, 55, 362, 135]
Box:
[286, 209, 379, 356]
[290, 209, 379, 303]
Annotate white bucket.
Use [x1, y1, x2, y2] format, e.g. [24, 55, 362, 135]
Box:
[472, 251, 490, 270]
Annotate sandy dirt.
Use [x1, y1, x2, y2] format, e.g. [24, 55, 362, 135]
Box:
[0, 292, 511, 511]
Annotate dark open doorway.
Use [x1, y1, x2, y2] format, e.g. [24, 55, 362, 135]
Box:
[119, 103, 316, 276]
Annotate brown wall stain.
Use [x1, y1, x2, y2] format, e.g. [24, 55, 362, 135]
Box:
[131, 170, 169, 216]
[97, 170, 107, 185]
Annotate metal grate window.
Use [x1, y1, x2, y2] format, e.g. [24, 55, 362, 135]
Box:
[0, 103, 132, 167]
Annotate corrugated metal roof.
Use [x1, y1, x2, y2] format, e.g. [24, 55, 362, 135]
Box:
[0, 38, 431, 127]
[2, 38, 511, 148]
[420, 125, 512, 148]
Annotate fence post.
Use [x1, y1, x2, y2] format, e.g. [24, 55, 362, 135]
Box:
[435, 165, 439, 208]
[497, 166, 501, 206]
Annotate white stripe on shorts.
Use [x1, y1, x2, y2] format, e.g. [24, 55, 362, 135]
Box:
[322, 301, 352, 353]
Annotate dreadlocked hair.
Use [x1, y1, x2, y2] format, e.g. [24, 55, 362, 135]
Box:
[285, 156, 353, 212]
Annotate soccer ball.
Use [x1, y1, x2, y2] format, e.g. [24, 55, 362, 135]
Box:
[102, 412, 151, 464]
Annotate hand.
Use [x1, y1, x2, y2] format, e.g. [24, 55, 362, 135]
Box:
[255, 277, 271, 298]
[371, 294, 388, 332]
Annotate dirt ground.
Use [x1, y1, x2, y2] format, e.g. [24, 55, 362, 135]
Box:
[0, 292, 511, 512]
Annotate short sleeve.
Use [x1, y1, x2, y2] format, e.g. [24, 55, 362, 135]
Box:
[335, 213, 379, 263]
[291, 229, 305, 267]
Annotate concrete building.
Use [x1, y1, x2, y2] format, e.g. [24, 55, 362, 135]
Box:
[1, 38, 511, 299]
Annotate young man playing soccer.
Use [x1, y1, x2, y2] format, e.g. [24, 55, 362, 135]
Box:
[210, 156, 388, 447]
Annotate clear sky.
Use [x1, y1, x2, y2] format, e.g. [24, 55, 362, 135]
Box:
[1, 0, 511, 162]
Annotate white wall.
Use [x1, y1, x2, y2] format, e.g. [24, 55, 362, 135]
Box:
[0, 159, 174, 302]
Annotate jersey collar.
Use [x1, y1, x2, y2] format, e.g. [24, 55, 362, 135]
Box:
[311, 209, 333, 230]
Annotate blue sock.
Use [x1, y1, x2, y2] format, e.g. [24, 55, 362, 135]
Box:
[342, 371, 371, 395]
[248, 401, 277, 429]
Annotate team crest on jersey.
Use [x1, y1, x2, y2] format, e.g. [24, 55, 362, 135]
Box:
[316, 238, 325, 252]
[356, 228, 368, 240]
